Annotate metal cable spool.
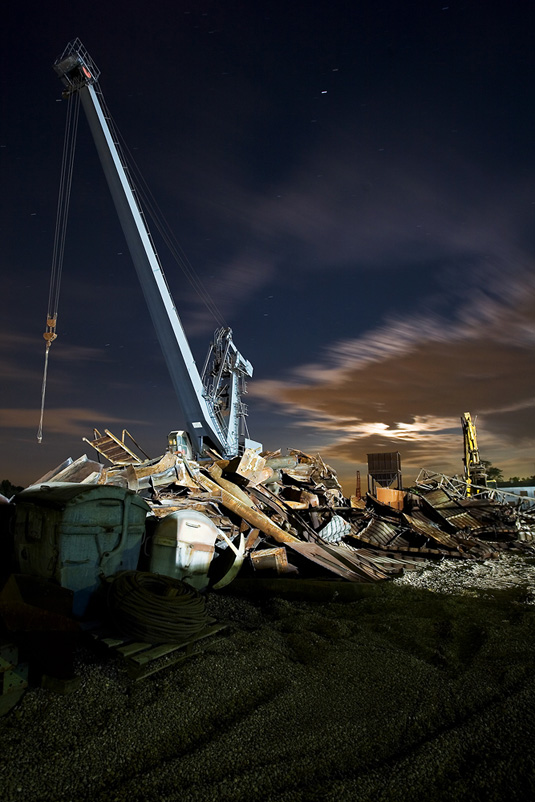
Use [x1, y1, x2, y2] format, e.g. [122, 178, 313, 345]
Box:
[107, 571, 209, 644]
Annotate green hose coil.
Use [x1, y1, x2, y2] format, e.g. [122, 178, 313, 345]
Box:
[108, 571, 209, 644]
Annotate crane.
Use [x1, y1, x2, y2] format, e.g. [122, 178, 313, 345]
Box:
[461, 412, 487, 496]
[52, 39, 260, 460]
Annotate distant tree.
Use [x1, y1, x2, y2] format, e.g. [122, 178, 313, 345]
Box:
[481, 460, 504, 482]
[505, 475, 535, 487]
[0, 479, 23, 498]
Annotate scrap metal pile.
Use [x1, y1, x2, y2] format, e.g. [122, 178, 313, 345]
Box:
[33, 444, 534, 588]
[2, 443, 534, 701]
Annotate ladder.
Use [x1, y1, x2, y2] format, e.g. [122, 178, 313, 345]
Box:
[82, 429, 148, 465]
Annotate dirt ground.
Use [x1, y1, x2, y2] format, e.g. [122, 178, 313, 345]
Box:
[1, 560, 535, 801]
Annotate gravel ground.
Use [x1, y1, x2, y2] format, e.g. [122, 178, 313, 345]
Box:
[394, 551, 535, 601]
[1, 554, 535, 801]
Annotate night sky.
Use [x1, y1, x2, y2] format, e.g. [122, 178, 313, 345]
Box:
[1, 1, 534, 493]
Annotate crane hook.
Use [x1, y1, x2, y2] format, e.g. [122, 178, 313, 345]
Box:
[37, 317, 58, 444]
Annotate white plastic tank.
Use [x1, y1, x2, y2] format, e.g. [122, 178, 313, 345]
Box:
[149, 509, 220, 591]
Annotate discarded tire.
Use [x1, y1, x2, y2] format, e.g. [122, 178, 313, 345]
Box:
[107, 570, 209, 644]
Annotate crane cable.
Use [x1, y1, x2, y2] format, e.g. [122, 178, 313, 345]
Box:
[37, 92, 80, 443]
[99, 93, 227, 329]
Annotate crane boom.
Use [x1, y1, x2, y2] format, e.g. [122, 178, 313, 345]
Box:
[53, 40, 257, 459]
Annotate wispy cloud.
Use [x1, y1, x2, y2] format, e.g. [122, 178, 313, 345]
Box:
[0, 408, 126, 436]
[0, 332, 107, 365]
[163, 117, 535, 342]
[250, 271, 535, 481]
[182, 254, 278, 335]
[0, 334, 110, 402]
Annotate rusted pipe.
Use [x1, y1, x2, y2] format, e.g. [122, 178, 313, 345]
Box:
[196, 473, 300, 544]
[207, 463, 256, 509]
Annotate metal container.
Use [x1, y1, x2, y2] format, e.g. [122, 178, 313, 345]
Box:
[250, 547, 289, 574]
[13, 483, 149, 616]
[149, 509, 220, 591]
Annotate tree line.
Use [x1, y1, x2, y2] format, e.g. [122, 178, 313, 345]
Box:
[481, 462, 535, 487]
[0, 479, 23, 498]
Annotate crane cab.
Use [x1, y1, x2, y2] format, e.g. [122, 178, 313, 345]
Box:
[167, 430, 194, 460]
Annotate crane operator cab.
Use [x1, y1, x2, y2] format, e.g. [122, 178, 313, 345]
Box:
[167, 430, 194, 460]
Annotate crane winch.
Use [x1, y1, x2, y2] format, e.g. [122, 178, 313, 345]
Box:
[51, 39, 260, 460]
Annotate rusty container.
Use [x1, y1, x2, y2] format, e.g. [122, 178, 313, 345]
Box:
[250, 547, 289, 574]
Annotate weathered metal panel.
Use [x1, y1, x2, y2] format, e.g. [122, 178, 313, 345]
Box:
[13, 483, 149, 616]
[360, 518, 400, 547]
[367, 452, 401, 473]
[376, 487, 405, 510]
[282, 464, 315, 482]
[226, 449, 272, 486]
[422, 489, 453, 508]
[250, 547, 289, 574]
[402, 513, 459, 547]
[286, 542, 372, 582]
[439, 509, 484, 530]
[33, 455, 105, 485]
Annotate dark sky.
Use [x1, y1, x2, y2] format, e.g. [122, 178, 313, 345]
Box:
[1, 1, 534, 492]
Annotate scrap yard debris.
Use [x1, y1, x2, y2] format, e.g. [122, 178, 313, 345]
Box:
[11, 440, 535, 588]
[1, 437, 535, 702]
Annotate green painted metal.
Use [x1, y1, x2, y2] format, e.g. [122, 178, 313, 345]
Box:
[13, 483, 149, 616]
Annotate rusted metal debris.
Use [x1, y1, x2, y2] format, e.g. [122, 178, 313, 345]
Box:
[25, 441, 534, 593]
[2, 441, 534, 691]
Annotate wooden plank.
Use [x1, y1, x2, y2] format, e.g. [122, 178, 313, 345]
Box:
[90, 623, 228, 681]
[128, 623, 227, 667]
[128, 642, 184, 666]
[128, 625, 228, 680]
[100, 636, 130, 649]
[116, 641, 153, 657]
[130, 652, 188, 681]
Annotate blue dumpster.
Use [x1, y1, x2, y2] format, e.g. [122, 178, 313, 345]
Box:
[13, 483, 149, 616]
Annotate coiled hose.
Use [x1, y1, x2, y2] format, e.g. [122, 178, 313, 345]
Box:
[107, 571, 209, 644]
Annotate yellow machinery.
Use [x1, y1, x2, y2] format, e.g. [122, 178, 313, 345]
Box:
[461, 413, 487, 496]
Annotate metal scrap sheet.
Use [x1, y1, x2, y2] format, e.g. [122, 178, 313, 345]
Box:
[286, 542, 375, 582]
[402, 512, 459, 548]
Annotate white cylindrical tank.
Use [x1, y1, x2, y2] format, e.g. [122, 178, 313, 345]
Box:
[149, 509, 220, 591]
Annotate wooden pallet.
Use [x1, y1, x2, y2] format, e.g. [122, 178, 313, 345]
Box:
[91, 622, 228, 680]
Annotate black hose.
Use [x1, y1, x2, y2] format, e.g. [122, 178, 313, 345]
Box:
[107, 571, 209, 644]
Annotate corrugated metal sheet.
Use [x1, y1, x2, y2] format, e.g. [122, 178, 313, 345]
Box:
[402, 512, 459, 548]
[422, 489, 452, 508]
[286, 542, 374, 582]
[403, 512, 445, 539]
[367, 452, 401, 473]
[348, 518, 412, 551]
[360, 518, 401, 547]
[321, 543, 394, 580]
[439, 508, 484, 530]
